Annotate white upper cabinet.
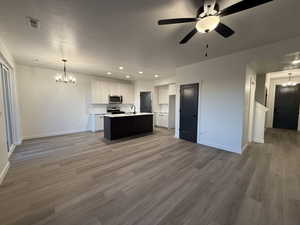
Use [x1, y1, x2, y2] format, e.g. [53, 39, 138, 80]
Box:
[158, 86, 169, 105]
[121, 83, 134, 104]
[91, 81, 109, 104]
[168, 84, 176, 96]
[91, 80, 134, 104]
[109, 83, 120, 96]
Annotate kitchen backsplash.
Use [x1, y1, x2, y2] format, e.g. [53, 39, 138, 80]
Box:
[159, 104, 169, 113]
[88, 104, 132, 114]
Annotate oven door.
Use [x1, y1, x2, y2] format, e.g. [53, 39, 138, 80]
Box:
[109, 96, 122, 104]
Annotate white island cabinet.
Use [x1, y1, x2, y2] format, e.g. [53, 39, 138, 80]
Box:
[91, 80, 134, 104]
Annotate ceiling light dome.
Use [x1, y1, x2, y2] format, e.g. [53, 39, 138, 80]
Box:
[196, 16, 220, 33]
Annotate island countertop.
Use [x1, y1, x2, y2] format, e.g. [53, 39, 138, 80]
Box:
[104, 113, 154, 118]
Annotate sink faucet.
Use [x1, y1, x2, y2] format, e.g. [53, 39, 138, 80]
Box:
[131, 104, 136, 114]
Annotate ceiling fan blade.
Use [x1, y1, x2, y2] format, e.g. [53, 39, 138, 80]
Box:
[180, 28, 198, 44]
[158, 18, 198, 25]
[215, 23, 235, 38]
[219, 0, 273, 17]
[196, 5, 204, 17]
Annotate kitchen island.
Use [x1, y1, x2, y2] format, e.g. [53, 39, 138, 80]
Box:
[104, 113, 153, 140]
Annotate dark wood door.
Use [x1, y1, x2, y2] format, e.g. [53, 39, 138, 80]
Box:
[180, 83, 199, 142]
[140, 92, 152, 113]
[273, 84, 300, 130]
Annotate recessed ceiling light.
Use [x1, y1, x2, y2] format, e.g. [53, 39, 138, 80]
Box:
[119, 66, 124, 70]
[138, 71, 143, 74]
[33, 59, 39, 62]
[292, 60, 300, 65]
[107, 72, 112, 75]
[126, 75, 131, 79]
[154, 74, 159, 78]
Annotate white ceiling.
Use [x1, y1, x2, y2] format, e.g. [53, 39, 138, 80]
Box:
[0, 0, 300, 80]
[268, 68, 300, 79]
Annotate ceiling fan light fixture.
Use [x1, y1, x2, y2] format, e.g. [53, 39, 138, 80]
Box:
[196, 16, 220, 33]
[292, 60, 300, 65]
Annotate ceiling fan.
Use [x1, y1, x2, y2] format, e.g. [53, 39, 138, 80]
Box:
[158, 0, 274, 44]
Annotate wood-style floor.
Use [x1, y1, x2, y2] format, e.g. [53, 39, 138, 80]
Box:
[0, 128, 300, 225]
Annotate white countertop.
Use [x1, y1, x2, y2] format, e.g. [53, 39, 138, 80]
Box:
[90, 113, 106, 116]
[104, 113, 154, 118]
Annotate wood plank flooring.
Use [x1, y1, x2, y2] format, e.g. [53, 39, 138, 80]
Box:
[0, 128, 300, 225]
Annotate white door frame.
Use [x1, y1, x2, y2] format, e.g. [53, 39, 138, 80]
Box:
[0, 63, 15, 153]
[248, 77, 256, 142]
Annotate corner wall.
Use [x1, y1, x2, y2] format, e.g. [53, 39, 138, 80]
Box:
[176, 54, 247, 153]
[175, 36, 300, 153]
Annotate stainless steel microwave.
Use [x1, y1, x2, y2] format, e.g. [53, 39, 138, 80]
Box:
[109, 95, 123, 104]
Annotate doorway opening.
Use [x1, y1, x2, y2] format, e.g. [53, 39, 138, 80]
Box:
[168, 95, 175, 129]
[179, 83, 199, 143]
[0, 63, 14, 152]
[140, 92, 152, 113]
[266, 70, 300, 131]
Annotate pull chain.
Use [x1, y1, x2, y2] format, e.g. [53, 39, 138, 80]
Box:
[205, 44, 208, 57]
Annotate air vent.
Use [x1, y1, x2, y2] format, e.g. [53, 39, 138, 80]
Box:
[27, 17, 40, 29]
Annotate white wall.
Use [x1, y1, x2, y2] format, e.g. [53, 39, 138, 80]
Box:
[175, 36, 300, 154]
[266, 76, 300, 129]
[16, 64, 132, 139]
[176, 55, 246, 153]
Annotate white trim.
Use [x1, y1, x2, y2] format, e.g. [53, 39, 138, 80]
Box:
[0, 161, 10, 185]
[8, 144, 16, 158]
[253, 137, 264, 144]
[22, 129, 90, 140]
[242, 143, 249, 152]
[199, 139, 242, 154]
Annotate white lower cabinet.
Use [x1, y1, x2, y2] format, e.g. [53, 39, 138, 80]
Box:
[155, 113, 168, 128]
[91, 115, 104, 132]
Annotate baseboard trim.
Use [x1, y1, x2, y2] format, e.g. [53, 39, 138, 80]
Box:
[242, 143, 249, 152]
[199, 140, 242, 154]
[253, 137, 264, 143]
[22, 129, 90, 140]
[0, 161, 10, 185]
[8, 144, 16, 159]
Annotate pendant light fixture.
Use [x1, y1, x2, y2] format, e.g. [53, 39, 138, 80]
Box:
[282, 73, 297, 87]
[55, 59, 76, 84]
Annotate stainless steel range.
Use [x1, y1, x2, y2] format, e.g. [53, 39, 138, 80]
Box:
[107, 105, 125, 114]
